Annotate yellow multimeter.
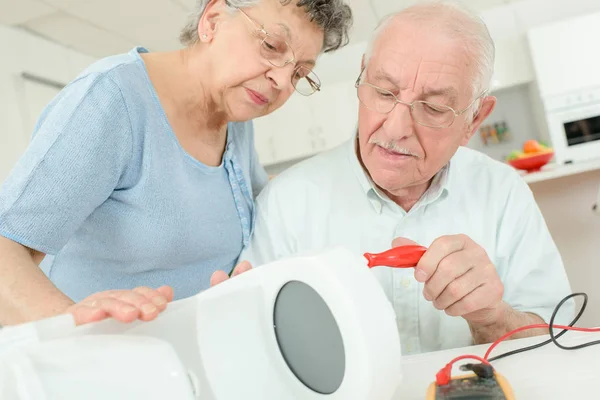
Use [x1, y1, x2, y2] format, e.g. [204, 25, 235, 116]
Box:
[426, 365, 515, 399]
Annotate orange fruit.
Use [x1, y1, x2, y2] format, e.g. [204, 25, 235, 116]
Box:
[523, 140, 543, 153]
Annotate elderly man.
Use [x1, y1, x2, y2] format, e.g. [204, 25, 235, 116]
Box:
[237, 1, 573, 354]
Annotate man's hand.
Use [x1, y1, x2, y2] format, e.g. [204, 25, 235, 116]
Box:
[210, 260, 252, 287]
[394, 235, 505, 326]
[393, 236, 547, 343]
[66, 285, 174, 326]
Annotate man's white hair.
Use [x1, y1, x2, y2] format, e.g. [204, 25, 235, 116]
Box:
[364, 0, 495, 118]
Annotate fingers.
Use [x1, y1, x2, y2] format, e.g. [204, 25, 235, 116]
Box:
[105, 288, 160, 321]
[210, 261, 253, 287]
[68, 285, 175, 325]
[75, 297, 140, 324]
[210, 270, 229, 287]
[231, 260, 252, 276]
[430, 267, 482, 311]
[156, 286, 174, 303]
[132, 286, 169, 310]
[69, 305, 108, 325]
[415, 234, 468, 282]
[444, 283, 503, 317]
[423, 251, 475, 302]
[391, 237, 419, 248]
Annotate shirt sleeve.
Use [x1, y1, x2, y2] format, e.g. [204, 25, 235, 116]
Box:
[240, 181, 296, 266]
[0, 73, 133, 255]
[496, 176, 574, 325]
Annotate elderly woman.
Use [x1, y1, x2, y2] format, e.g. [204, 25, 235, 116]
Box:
[0, 0, 352, 326]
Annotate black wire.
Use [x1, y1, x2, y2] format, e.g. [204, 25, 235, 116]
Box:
[549, 293, 600, 350]
[487, 292, 591, 362]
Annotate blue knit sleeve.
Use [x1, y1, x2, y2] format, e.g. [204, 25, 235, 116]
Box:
[0, 73, 132, 254]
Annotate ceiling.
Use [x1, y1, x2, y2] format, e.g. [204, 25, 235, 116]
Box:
[1, 0, 520, 58]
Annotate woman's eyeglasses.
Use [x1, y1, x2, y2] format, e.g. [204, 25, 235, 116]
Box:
[238, 8, 321, 96]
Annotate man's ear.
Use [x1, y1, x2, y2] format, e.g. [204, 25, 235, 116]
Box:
[461, 96, 496, 146]
[197, 0, 226, 42]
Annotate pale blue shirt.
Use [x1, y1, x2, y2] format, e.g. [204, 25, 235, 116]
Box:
[241, 137, 574, 355]
[0, 47, 268, 302]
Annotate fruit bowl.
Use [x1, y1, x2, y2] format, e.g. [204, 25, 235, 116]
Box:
[506, 139, 555, 173]
[507, 150, 554, 172]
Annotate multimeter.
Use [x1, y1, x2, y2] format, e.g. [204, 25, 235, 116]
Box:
[426, 370, 515, 399]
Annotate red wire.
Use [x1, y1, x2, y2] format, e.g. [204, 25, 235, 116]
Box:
[436, 323, 600, 386]
[436, 354, 490, 385]
[484, 323, 600, 360]
[449, 354, 490, 366]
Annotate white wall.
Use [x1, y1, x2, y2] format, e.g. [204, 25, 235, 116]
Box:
[467, 84, 542, 162]
[0, 24, 96, 183]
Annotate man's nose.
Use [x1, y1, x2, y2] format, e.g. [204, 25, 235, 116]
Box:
[382, 102, 415, 139]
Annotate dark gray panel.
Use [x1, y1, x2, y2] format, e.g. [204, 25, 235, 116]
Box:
[273, 281, 346, 394]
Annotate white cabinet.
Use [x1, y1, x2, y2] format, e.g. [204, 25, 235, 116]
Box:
[252, 93, 316, 165]
[270, 94, 315, 163]
[479, 5, 535, 92]
[307, 81, 359, 151]
[527, 10, 600, 97]
[512, 0, 600, 32]
[252, 81, 360, 166]
[251, 115, 277, 165]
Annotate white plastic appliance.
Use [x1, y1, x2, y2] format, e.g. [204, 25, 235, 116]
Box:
[0, 247, 402, 400]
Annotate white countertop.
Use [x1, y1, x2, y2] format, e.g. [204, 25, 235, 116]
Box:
[394, 330, 600, 399]
[515, 158, 600, 184]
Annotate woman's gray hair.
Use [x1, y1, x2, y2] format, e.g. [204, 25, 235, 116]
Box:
[364, 0, 495, 119]
[180, 0, 353, 53]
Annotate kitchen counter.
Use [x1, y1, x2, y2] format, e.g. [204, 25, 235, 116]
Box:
[516, 158, 600, 184]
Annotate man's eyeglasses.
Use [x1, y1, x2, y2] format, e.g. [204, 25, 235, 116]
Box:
[238, 8, 321, 96]
[355, 68, 487, 129]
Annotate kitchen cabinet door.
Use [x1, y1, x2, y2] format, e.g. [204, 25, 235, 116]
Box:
[307, 81, 359, 152]
[251, 114, 277, 166]
[480, 5, 534, 92]
[264, 93, 315, 164]
[513, 0, 600, 32]
[526, 10, 600, 97]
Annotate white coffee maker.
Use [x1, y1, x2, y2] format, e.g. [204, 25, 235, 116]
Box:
[0, 247, 403, 400]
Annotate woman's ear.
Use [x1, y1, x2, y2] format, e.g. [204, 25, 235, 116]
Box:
[197, 0, 226, 42]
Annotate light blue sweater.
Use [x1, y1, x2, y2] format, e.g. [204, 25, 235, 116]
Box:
[0, 47, 268, 301]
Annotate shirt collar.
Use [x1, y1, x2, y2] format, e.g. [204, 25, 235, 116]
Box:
[346, 134, 451, 213]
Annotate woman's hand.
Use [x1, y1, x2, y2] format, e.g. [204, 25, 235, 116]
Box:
[210, 260, 252, 286]
[65, 285, 174, 326]
[65, 260, 252, 326]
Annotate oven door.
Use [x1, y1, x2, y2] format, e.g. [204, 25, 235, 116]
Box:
[547, 101, 600, 164]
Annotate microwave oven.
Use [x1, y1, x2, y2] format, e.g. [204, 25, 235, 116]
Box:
[543, 87, 600, 165]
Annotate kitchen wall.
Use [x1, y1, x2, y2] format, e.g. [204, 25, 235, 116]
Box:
[0, 24, 96, 183]
[467, 84, 543, 162]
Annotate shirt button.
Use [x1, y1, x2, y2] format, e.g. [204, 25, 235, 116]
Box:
[401, 278, 411, 288]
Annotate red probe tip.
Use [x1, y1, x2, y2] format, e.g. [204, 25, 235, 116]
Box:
[363, 245, 428, 269]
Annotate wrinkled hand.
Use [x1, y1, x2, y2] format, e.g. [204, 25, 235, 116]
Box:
[66, 285, 174, 326]
[393, 235, 504, 326]
[210, 260, 252, 287]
